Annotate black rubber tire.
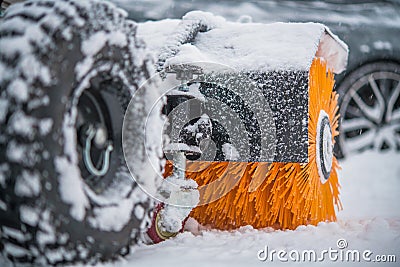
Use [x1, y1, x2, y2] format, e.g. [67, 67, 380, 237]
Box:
[0, 0, 154, 265]
[335, 61, 400, 158]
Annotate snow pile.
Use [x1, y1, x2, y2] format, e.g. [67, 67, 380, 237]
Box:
[166, 21, 324, 72]
[137, 19, 181, 55]
[137, 12, 348, 74]
[182, 11, 226, 30]
[158, 174, 199, 233]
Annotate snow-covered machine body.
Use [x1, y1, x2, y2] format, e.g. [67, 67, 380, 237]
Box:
[137, 12, 348, 232]
[138, 12, 348, 163]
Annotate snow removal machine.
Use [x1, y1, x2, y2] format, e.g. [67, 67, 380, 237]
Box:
[0, 0, 348, 265]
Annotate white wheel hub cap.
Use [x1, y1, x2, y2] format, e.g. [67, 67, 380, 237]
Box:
[316, 110, 333, 184]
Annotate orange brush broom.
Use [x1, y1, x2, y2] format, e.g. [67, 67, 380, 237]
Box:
[165, 58, 342, 230]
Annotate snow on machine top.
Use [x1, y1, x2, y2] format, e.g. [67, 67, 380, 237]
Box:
[138, 11, 348, 74]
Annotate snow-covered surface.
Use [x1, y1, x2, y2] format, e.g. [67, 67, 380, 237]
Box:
[55, 157, 89, 222]
[76, 30, 128, 80]
[137, 12, 348, 74]
[221, 143, 240, 161]
[14, 170, 41, 197]
[159, 172, 199, 232]
[88, 199, 136, 232]
[137, 19, 180, 54]
[68, 150, 400, 267]
[183, 10, 226, 30]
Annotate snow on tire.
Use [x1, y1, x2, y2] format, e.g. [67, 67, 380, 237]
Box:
[0, 0, 158, 264]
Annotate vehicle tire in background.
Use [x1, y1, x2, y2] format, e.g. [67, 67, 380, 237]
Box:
[336, 62, 400, 157]
[0, 0, 156, 264]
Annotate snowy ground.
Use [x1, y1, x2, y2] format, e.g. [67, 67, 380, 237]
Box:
[84, 150, 400, 267]
[1, 150, 398, 266]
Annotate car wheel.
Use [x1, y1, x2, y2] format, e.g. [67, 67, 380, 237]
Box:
[336, 61, 400, 157]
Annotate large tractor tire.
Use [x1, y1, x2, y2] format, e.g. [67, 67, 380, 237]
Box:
[0, 0, 156, 264]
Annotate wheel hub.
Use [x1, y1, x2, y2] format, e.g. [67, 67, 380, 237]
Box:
[82, 124, 113, 177]
[339, 68, 400, 155]
[77, 90, 114, 184]
[316, 110, 333, 183]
